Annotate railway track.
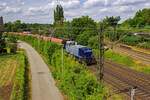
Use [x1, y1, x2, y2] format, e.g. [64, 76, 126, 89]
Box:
[114, 46, 150, 65]
[89, 60, 150, 100]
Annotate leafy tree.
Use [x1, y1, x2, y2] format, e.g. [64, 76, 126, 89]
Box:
[104, 16, 121, 41]
[122, 8, 150, 28]
[13, 20, 22, 32]
[70, 16, 97, 40]
[4, 22, 13, 32]
[54, 5, 64, 24]
[105, 16, 120, 29]
[88, 36, 99, 49]
[4, 21, 52, 35]
[76, 30, 93, 45]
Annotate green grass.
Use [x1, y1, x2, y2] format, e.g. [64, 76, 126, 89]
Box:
[105, 50, 134, 67]
[94, 49, 150, 74]
[0, 52, 29, 100]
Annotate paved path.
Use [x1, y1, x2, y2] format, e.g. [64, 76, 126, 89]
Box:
[19, 41, 63, 100]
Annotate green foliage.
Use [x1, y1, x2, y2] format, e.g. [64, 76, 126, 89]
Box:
[122, 8, 150, 28]
[103, 16, 121, 41]
[104, 16, 120, 28]
[54, 5, 64, 24]
[4, 21, 52, 35]
[15, 34, 105, 100]
[0, 34, 5, 53]
[70, 16, 97, 40]
[122, 35, 142, 45]
[4, 34, 18, 53]
[137, 42, 150, 49]
[105, 50, 134, 67]
[6, 43, 17, 53]
[88, 36, 98, 49]
[10, 53, 26, 100]
[77, 30, 95, 45]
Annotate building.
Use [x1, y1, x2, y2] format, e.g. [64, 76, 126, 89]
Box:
[0, 16, 4, 32]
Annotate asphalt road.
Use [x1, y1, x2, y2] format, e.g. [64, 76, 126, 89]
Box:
[18, 41, 63, 100]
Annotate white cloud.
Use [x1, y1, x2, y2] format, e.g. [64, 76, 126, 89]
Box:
[0, 3, 7, 11]
[83, 0, 106, 8]
[113, 0, 148, 6]
[60, 0, 80, 9]
[3, 6, 21, 14]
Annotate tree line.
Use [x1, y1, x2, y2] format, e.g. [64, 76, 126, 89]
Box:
[4, 20, 52, 35]
[122, 8, 150, 28]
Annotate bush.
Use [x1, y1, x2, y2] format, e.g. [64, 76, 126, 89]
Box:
[6, 43, 17, 53]
[88, 36, 98, 49]
[122, 35, 142, 45]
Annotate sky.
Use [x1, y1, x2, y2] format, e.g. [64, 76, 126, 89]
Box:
[0, 0, 150, 24]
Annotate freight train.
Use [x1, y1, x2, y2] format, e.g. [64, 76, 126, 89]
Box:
[12, 32, 96, 65]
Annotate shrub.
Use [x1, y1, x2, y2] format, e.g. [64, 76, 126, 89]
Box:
[6, 43, 17, 53]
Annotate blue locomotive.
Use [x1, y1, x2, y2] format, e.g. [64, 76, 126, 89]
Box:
[64, 41, 96, 65]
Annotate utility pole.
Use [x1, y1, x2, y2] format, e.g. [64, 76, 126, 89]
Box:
[98, 24, 105, 82]
[61, 44, 64, 77]
[131, 87, 136, 100]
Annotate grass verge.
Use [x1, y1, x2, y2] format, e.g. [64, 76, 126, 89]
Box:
[94, 49, 150, 74]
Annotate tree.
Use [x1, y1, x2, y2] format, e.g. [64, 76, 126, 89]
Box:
[70, 16, 97, 40]
[88, 36, 99, 49]
[4, 22, 13, 32]
[13, 20, 22, 32]
[77, 30, 93, 45]
[54, 5, 64, 24]
[122, 8, 150, 28]
[104, 16, 121, 41]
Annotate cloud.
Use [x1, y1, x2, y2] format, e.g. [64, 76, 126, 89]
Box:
[0, 2, 22, 14]
[83, 0, 106, 8]
[113, 0, 149, 6]
[0, 3, 7, 11]
[60, 0, 80, 9]
[3, 6, 21, 14]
